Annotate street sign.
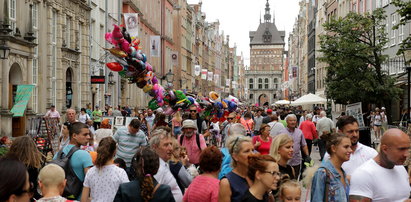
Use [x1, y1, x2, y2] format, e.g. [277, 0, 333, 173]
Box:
[91, 76, 105, 84]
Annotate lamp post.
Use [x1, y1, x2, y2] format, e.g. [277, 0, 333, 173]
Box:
[402, 49, 411, 124]
[165, 69, 174, 84]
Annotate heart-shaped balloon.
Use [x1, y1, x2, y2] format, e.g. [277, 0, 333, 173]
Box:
[106, 62, 124, 72]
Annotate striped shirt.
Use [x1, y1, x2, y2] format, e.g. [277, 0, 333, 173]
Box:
[113, 127, 147, 167]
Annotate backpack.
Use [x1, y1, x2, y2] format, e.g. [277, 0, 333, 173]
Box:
[51, 146, 82, 199]
[180, 133, 202, 151]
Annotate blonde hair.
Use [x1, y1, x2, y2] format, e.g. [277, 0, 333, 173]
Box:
[38, 164, 65, 187]
[269, 134, 293, 162]
[173, 111, 182, 122]
[279, 180, 301, 201]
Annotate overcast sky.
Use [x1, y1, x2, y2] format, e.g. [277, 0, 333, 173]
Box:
[186, 0, 301, 66]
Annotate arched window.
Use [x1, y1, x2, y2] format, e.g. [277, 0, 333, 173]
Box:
[274, 78, 278, 83]
[264, 78, 269, 89]
[258, 78, 263, 89]
[250, 94, 254, 99]
[249, 78, 254, 89]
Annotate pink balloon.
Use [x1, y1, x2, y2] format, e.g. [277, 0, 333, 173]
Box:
[146, 63, 153, 71]
[153, 84, 159, 91]
[164, 107, 174, 115]
[112, 24, 123, 40]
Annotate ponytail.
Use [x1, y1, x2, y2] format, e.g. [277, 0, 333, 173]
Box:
[132, 147, 160, 202]
[95, 137, 116, 169]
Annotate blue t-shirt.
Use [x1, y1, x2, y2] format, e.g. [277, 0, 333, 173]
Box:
[53, 144, 93, 181]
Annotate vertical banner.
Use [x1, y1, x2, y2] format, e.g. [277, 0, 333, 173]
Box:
[194, 65, 201, 76]
[201, 69, 207, 80]
[150, 35, 160, 57]
[214, 74, 219, 85]
[10, 85, 35, 117]
[124, 13, 139, 38]
[226, 79, 231, 87]
[171, 51, 178, 66]
[207, 71, 213, 81]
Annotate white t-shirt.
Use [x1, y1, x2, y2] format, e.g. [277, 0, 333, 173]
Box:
[350, 159, 411, 202]
[79, 113, 91, 124]
[83, 164, 129, 202]
[268, 121, 285, 136]
[323, 143, 378, 176]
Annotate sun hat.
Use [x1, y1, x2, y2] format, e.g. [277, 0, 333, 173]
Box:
[182, 119, 197, 130]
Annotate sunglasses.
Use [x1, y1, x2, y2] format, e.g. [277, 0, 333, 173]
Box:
[190, 110, 197, 112]
[227, 118, 234, 120]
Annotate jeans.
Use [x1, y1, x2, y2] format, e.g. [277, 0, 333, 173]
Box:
[305, 139, 313, 155]
[318, 139, 326, 161]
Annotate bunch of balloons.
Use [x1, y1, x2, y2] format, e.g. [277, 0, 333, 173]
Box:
[104, 24, 238, 116]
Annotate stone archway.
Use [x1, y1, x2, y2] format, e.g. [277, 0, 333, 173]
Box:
[66, 68, 73, 109]
[9, 63, 24, 137]
[258, 94, 269, 107]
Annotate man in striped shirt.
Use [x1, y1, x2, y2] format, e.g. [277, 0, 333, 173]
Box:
[113, 119, 147, 168]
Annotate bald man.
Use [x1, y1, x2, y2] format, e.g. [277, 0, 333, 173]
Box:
[349, 128, 411, 202]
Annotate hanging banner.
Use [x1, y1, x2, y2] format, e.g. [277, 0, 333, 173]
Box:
[226, 79, 231, 87]
[10, 85, 35, 117]
[124, 13, 139, 38]
[214, 74, 219, 85]
[150, 35, 160, 57]
[194, 65, 201, 76]
[201, 69, 207, 80]
[207, 71, 213, 81]
[171, 51, 178, 66]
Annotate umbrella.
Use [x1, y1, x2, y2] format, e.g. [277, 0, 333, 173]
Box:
[273, 100, 293, 105]
[291, 93, 327, 105]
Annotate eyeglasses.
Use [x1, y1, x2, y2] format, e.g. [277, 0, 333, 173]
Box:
[190, 110, 197, 112]
[227, 118, 234, 120]
[264, 171, 281, 177]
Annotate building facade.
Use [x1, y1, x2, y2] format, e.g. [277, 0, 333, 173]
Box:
[0, 0, 91, 137]
[246, 0, 285, 106]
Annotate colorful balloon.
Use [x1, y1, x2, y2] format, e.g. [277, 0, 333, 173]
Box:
[106, 62, 124, 72]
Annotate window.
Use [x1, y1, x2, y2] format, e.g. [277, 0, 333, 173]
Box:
[9, 0, 16, 34]
[250, 94, 254, 100]
[273, 94, 276, 99]
[274, 78, 278, 83]
[32, 3, 38, 29]
[399, 20, 404, 43]
[249, 78, 253, 89]
[391, 13, 397, 46]
[66, 16, 71, 48]
[264, 78, 269, 89]
[258, 78, 263, 89]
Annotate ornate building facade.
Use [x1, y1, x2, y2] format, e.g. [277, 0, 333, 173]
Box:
[246, 0, 285, 106]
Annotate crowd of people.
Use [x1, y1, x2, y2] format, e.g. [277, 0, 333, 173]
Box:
[0, 104, 410, 202]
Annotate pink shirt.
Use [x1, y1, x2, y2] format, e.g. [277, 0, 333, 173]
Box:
[183, 175, 219, 202]
[45, 110, 60, 118]
[252, 135, 272, 155]
[178, 134, 207, 165]
[240, 118, 254, 132]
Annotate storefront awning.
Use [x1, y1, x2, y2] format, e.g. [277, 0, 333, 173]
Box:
[10, 85, 35, 117]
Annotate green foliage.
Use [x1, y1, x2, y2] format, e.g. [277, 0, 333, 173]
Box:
[0, 147, 8, 157]
[319, 9, 402, 106]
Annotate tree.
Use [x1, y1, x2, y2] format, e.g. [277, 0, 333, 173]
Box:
[392, 0, 411, 52]
[319, 9, 402, 115]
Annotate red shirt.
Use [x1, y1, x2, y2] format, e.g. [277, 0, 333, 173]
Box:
[252, 135, 272, 155]
[178, 134, 207, 164]
[299, 120, 318, 140]
[183, 175, 219, 202]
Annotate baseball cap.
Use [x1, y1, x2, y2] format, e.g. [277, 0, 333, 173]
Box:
[267, 109, 273, 113]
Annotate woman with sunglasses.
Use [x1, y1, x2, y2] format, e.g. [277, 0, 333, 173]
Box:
[241, 154, 281, 202]
[219, 135, 254, 202]
[0, 158, 31, 202]
[114, 147, 174, 202]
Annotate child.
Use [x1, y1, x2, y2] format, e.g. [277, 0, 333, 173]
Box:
[279, 180, 302, 202]
[37, 164, 72, 202]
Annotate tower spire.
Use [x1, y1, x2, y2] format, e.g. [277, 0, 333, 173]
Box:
[264, 0, 271, 23]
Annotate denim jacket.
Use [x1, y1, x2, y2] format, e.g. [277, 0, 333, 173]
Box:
[311, 160, 350, 202]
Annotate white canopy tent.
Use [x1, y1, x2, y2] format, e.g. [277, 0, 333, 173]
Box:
[273, 100, 293, 105]
[291, 93, 327, 106]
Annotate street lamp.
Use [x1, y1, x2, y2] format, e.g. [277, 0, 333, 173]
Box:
[402, 48, 411, 124]
[165, 69, 174, 83]
[108, 72, 115, 85]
